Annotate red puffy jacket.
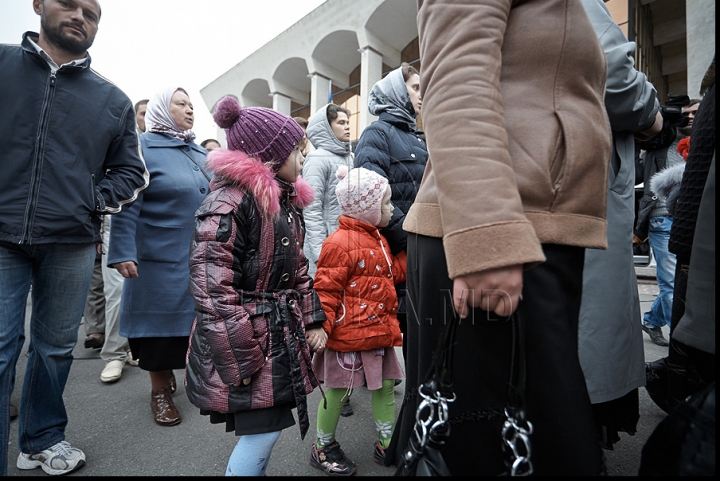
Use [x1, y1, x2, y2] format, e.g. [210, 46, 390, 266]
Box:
[313, 215, 406, 352]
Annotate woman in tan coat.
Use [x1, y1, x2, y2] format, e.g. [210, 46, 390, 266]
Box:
[387, 0, 612, 476]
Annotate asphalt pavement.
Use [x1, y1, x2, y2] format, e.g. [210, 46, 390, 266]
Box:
[7, 268, 668, 477]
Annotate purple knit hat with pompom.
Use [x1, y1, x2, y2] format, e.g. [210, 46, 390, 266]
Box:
[213, 95, 304, 172]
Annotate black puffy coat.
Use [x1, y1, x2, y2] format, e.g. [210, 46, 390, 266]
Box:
[354, 112, 428, 254]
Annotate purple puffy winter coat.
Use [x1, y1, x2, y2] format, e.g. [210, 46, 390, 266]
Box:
[185, 148, 326, 439]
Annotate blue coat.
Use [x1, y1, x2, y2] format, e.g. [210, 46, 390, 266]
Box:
[108, 132, 211, 338]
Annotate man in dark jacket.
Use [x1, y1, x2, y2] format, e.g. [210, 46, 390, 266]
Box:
[635, 96, 699, 346]
[0, 0, 148, 476]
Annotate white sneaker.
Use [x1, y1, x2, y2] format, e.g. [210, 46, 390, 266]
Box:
[100, 359, 124, 383]
[17, 440, 86, 475]
[126, 352, 139, 366]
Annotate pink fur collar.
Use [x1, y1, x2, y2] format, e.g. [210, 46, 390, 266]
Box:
[207, 148, 314, 216]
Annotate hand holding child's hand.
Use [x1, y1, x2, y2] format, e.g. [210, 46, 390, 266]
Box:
[233, 378, 251, 387]
[305, 328, 328, 354]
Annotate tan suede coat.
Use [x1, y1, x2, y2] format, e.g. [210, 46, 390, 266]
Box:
[404, 0, 612, 278]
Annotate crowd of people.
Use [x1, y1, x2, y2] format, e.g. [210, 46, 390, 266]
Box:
[1, 0, 714, 477]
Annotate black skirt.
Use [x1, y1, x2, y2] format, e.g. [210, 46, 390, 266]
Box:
[201, 403, 296, 436]
[592, 389, 640, 450]
[387, 234, 602, 476]
[128, 336, 189, 371]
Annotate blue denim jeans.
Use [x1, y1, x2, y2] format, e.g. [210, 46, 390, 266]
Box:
[0, 241, 96, 476]
[226, 430, 282, 476]
[643, 216, 676, 329]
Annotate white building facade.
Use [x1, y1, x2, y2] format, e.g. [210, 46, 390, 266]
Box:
[202, 0, 714, 144]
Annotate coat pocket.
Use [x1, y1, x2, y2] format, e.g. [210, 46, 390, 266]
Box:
[137, 222, 184, 263]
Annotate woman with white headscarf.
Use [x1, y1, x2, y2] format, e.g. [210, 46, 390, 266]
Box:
[108, 87, 211, 426]
[354, 62, 428, 364]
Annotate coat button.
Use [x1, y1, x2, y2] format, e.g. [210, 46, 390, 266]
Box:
[200, 187, 206, 194]
[281, 237, 290, 246]
[411, 153, 416, 158]
[288, 299, 296, 309]
[281, 273, 290, 282]
[193, 165, 199, 170]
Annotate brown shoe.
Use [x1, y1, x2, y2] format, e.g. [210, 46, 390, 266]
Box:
[151, 388, 181, 426]
[84, 332, 105, 349]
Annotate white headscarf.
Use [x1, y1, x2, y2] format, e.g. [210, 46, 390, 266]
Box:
[367, 66, 417, 129]
[145, 87, 196, 143]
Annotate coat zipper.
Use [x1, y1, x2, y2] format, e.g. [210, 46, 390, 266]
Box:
[21, 70, 57, 244]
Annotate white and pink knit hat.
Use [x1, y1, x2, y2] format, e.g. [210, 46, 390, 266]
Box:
[334, 165, 389, 226]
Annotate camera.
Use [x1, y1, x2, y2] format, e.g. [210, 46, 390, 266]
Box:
[659, 94, 691, 129]
[637, 94, 691, 151]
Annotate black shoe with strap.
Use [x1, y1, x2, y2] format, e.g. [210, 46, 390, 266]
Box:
[310, 441, 357, 476]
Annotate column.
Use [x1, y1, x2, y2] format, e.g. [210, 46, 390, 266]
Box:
[359, 46, 383, 131]
[308, 73, 332, 117]
[686, 0, 715, 97]
[272, 92, 292, 116]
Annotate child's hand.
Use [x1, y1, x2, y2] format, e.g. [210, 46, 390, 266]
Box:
[306, 328, 328, 354]
[233, 378, 251, 386]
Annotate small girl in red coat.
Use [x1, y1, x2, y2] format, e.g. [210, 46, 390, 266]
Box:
[309, 165, 406, 475]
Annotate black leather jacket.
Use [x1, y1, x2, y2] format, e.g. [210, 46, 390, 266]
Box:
[634, 136, 683, 239]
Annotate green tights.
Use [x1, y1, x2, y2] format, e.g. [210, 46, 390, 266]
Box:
[315, 379, 396, 449]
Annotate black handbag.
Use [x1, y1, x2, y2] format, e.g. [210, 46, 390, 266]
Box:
[395, 303, 533, 477]
[639, 381, 715, 476]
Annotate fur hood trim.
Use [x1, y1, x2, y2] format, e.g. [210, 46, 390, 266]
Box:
[207, 148, 314, 216]
[650, 162, 685, 201]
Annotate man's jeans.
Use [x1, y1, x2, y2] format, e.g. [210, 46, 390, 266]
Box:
[0, 241, 96, 476]
[643, 216, 677, 329]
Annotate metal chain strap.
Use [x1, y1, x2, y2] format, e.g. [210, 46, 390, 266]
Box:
[411, 383, 456, 450]
[502, 408, 534, 476]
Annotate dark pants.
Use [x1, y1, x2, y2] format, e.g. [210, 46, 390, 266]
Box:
[387, 234, 601, 476]
[664, 261, 715, 411]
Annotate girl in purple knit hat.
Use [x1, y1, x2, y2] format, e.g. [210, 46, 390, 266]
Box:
[184, 95, 328, 476]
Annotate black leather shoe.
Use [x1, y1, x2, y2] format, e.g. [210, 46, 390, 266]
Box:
[10, 402, 18, 420]
[645, 358, 672, 413]
[642, 325, 669, 347]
